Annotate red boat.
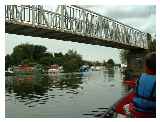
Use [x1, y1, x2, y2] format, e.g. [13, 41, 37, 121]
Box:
[115, 90, 155, 118]
[97, 79, 155, 118]
[99, 89, 155, 118]
[123, 80, 136, 88]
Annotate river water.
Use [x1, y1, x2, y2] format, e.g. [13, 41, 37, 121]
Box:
[5, 68, 129, 118]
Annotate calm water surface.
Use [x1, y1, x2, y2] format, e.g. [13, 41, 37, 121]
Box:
[5, 68, 128, 117]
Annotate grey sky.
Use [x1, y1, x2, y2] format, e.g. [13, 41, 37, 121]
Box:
[81, 5, 155, 34]
[5, 5, 156, 64]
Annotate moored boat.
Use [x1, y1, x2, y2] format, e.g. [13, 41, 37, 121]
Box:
[5, 67, 15, 76]
[13, 64, 33, 75]
[13, 64, 44, 75]
[48, 64, 63, 75]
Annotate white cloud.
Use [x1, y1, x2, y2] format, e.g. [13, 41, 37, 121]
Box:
[81, 5, 156, 34]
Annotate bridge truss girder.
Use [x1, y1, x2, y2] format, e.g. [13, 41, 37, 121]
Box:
[5, 5, 148, 50]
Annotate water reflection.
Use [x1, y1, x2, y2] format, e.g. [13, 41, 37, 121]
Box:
[6, 69, 128, 118]
[6, 73, 83, 107]
[50, 74, 83, 90]
[107, 68, 115, 82]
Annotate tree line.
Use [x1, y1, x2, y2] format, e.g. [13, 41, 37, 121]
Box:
[5, 43, 116, 72]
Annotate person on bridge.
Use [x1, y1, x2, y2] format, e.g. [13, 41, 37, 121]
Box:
[123, 52, 156, 117]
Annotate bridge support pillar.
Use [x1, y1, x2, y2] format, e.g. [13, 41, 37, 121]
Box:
[126, 50, 148, 78]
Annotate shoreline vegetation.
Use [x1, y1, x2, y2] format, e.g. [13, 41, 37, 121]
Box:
[5, 43, 118, 74]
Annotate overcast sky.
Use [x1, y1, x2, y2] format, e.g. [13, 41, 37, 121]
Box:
[5, 5, 156, 64]
[82, 5, 155, 34]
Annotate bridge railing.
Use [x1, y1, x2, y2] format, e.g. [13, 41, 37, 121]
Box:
[5, 5, 148, 49]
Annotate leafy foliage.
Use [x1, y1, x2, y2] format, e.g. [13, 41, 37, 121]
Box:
[5, 44, 83, 72]
[63, 50, 82, 72]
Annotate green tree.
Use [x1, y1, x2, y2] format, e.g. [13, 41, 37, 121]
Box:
[53, 52, 65, 66]
[107, 59, 115, 67]
[103, 60, 108, 67]
[33, 45, 47, 62]
[39, 56, 53, 66]
[54, 52, 63, 57]
[6, 44, 51, 66]
[6, 44, 85, 73]
[63, 50, 82, 72]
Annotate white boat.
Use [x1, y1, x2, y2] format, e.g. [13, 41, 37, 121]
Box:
[48, 65, 63, 75]
[5, 67, 14, 76]
[90, 66, 102, 71]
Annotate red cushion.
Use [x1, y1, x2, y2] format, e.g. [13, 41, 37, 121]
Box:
[129, 103, 155, 118]
[115, 91, 136, 114]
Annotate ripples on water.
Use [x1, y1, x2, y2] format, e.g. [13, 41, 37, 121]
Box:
[5, 68, 129, 117]
[6, 73, 82, 106]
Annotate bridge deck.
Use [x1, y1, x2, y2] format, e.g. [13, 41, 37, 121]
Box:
[5, 21, 145, 50]
[5, 5, 148, 50]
